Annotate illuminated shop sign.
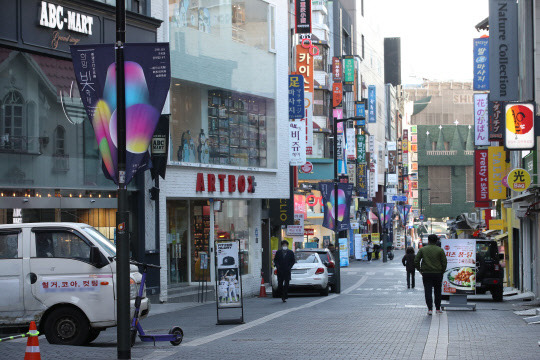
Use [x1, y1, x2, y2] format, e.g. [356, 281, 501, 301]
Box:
[196, 173, 256, 194]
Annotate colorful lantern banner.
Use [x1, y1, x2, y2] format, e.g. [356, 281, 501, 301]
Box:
[320, 182, 354, 231]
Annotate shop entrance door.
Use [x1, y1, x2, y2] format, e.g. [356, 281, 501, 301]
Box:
[191, 201, 211, 283]
[167, 200, 189, 285]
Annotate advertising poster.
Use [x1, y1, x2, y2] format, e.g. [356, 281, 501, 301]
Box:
[339, 237, 349, 267]
[287, 213, 305, 236]
[288, 75, 305, 119]
[504, 103, 535, 150]
[474, 94, 489, 146]
[488, 146, 506, 199]
[368, 85, 377, 123]
[441, 239, 476, 295]
[71, 43, 171, 185]
[354, 234, 364, 260]
[320, 182, 354, 231]
[289, 121, 306, 165]
[371, 233, 380, 245]
[473, 37, 489, 91]
[216, 240, 242, 308]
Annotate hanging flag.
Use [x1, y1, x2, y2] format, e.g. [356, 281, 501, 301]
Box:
[70, 43, 171, 185]
[320, 182, 354, 231]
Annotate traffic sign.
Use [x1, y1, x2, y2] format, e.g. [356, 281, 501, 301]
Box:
[392, 195, 407, 202]
[299, 161, 313, 174]
[419, 214, 425, 221]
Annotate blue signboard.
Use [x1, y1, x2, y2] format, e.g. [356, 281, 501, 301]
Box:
[392, 195, 407, 202]
[368, 85, 376, 123]
[339, 237, 349, 267]
[473, 38, 489, 91]
[289, 75, 305, 119]
[355, 102, 366, 126]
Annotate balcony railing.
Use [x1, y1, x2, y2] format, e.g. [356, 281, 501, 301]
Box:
[464, 150, 474, 155]
[426, 150, 457, 156]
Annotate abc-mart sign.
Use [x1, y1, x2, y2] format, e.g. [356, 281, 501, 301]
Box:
[39, 1, 94, 35]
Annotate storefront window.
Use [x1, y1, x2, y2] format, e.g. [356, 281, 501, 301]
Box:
[215, 200, 250, 275]
[167, 200, 190, 285]
[191, 201, 211, 282]
[169, 0, 277, 169]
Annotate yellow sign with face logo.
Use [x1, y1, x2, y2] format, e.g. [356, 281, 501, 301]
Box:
[507, 168, 531, 192]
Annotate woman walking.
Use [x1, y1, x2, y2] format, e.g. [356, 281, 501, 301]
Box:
[402, 246, 416, 289]
[366, 239, 373, 262]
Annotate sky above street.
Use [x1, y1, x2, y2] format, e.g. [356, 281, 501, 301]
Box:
[368, 0, 489, 84]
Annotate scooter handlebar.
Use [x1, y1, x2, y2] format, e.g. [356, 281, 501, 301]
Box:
[129, 259, 161, 269]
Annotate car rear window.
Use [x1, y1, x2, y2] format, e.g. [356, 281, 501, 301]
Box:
[477, 241, 497, 262]
[295, 252, 319, 263]
[317, 252, 331, 262]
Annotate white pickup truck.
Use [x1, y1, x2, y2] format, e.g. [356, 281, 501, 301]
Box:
[0, 222, 150, 345]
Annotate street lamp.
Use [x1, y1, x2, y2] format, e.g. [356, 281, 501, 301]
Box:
[332, 115, 363, 294]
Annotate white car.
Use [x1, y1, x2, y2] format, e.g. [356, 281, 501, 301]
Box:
[0, 223, 150, 345]
[272, 250, 329, 297]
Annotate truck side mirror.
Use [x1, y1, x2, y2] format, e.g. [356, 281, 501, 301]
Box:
[90, 246, 105, 268]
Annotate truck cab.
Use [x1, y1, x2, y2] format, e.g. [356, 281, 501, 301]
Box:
[0, 223, 150, 345]
[475, 239, 504, 301]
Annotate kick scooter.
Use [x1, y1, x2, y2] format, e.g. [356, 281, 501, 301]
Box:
[129, 259, 183, 347]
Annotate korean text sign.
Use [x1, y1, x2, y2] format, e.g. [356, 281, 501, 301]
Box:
[296, 45, 313, 92]
[288, 75, 304, 119]
[332, 57, 342, 81]
[474, 93, 489, 146]
[474, 149, 490, 206]
[343, 57, 354, 85]
[473, 38, 489, 91]
[488, 146, 506, 199]
[289, 121, 306, 165]
[368, 85, 376, 123]
[441, 239, 476, 295]
[357, 134, 366, 163]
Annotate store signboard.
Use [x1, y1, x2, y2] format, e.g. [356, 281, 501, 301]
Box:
[474, 93, 489, 146]
[504, 103, 535, 150]
[301, 92, 313, 150]
[216, 240, 243, 308]
[286, 213, 304, 236]
[488, 99, 504, 141]
[288, 75, 305, 119]
[296, 45, 313, 92]
[474, 150, 490, 207]
[473, 37, 489, 91]
[332, 57, 342, 81]
[507, 168, 531, 192]
[441, 239, 476, 295]
[295, 0, 312, 34]
[346, 128, 356, 160]
[289, 121, 306, 165]
[356, 163, 368, 198]
[343, 57, 355, 85]
[333, 82, 343, 107]
[368, 85, 376, 123]
[269, 199, 294, 226]
[357, 134, 366, 163]
[488, 146, 506, 199]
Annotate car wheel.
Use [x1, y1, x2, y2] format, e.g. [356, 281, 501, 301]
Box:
[85, 328, 101, 344]
[320, 285, 329, 297]
[491, 284, 504, 302]
[44, 307, 90, 346]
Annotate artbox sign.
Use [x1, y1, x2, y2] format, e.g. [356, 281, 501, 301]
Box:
[474, 150, 490, 207]
[195, 173, 256, 194]
[474, 93, 489, 146]
[504, 103, 535, 150]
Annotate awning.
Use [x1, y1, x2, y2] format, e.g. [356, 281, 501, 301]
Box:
[493, 232, 508, 242]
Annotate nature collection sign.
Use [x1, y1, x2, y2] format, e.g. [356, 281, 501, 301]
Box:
[70, 43, 171, 185]
[441, 239, 476, 295]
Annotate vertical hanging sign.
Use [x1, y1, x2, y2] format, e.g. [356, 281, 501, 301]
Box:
[474, 149, 490, 207]
[488, 99, 504, 141]
[332, 57, 342, 81]
[474, 93, 489, 146]
[289, 121, 306, 165]
[346, 128, 356, 160]
[333, 83, 343, 108]
[296, 45, 313, 93]
[302, 92, 314, 154]
[356, 163, 368, 198]
[343, 57, 355, 85]
[368, 85, 376, 123]
[295, 0, 312, 35]
[289, 75, 305, 119]
[488, 146, 506, 199]
[473, 38, 489, 91]
[357, 134, 366, 163]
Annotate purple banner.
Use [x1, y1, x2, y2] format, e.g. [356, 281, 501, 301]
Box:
[320, 182, 354, 231]
[376, 203, 394, 228]
[70, 43, 171, 185]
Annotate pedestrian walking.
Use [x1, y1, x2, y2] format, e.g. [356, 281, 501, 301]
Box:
[273, 240, 296, 302]
[402, 246, 416, 289]
[373, 241, 381, 260]
[366, 239, 373, 262]
[415, 234, 447, 315]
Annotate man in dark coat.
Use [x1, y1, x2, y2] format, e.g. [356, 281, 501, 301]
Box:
[273, 240, 296, 302]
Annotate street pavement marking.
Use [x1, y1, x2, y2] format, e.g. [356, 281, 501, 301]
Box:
[134, 350, 176, 360]
[422, 311, 448, 360]
[183, 276, 368, 347]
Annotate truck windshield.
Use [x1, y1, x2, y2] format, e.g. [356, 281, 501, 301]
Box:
[82, 226, 116, 258]
[476, 241, 497, 262]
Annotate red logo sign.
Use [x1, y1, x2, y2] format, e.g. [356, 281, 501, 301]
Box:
[299, 162, 313, 174]
[118, 222, 126, 231]
[444, 245, 450, 251]
[333, 83, 343, 108]
[304, 228, 314, 236]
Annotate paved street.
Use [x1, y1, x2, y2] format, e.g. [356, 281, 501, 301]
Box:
[2, 251, 539, 360]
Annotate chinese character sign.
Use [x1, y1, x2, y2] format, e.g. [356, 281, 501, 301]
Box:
[474, 149, 490, 207]
[507, 168, 531, 192]
[474, 93, 489, 146]
[368, 85, 376, 123]
[296, 45, 313, 92]
[488, 146, 506, 199]
[505, 103, 535, 150]
[288, 75, 304, 119]
[357, 134, 366, 163]
[441, 239, 476, 295]
[289, 121, 306, 166]
[295, 0, 312, 34]
[489, 99, 504, 140]
[473, 38, 489, 91]
[70, 43, 171, 185]
[343, 58, 354, 85]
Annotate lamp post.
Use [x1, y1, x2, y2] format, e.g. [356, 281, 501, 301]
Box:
[418, 188, 431, 236]
[332, 115, 363, 294]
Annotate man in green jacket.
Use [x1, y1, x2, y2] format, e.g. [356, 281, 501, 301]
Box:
[415, 234, 447, 315]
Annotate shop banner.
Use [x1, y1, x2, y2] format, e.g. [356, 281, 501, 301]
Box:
[286, 213, 304, 236]
[333, 82, 343, 107]
[357, 134, 366, 163]
[288, 75, 305, 119]
[346, 128, 356, 160]
[441, 239, 476, 295]
[295, 0, 312, 34]
[332, 57, 342, 81]
[356, 163, 368, 198]
[150, 114, 169, 180]
[296, 45, 313, 93]
[216, 240, 242, 308]
[488, 146, 506, 199]
[320, 182, 354, 231]
[339, 237, 349, 267]
[376, 203, 394, 228]
[388, 149, 397, 185]
[473, 37, 489, 91]
[474, 149, 490, 207]
[504, 103, 535, 150]
[489, 0, 518, 101]
[354, 234, 364, 260]
[289, 121, 306, 165]
[488, 99, 504, 141]
[269, 199, 294, 226]
[368, 85, 376, 123]
[474, 93, 489, 146]
[403, 205, 412, 225]
[294, 194, 307, 218]
[70, 43, 171, 185]
[343, 57, 355, 85]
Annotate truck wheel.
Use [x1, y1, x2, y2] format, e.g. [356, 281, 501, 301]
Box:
[491, 284, 504, 302]
[85, 328, 101, 344]
[44, 307, 90, 346]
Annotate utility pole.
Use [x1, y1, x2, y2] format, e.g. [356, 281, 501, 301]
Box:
[382, 168, 388, 263]
[332, 115, 341, 294]
[115, 2, 130, 359]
